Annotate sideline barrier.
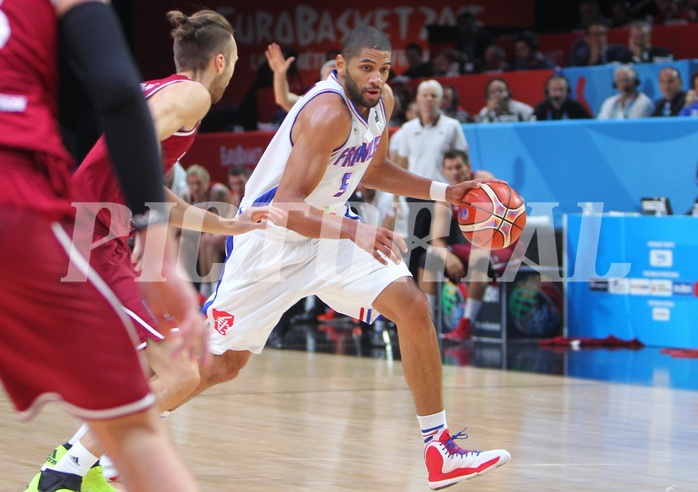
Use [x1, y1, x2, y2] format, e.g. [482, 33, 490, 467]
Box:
[564, 214, 698, 348]
[185, 115, 698, 227]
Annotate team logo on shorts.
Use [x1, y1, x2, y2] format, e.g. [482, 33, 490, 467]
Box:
[212, 308, 235, 335]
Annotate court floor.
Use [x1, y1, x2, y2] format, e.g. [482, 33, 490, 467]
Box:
[3, 321, 697, 491]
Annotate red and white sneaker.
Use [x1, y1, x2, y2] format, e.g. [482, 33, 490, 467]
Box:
[424, 430, 510, 490]
[442, 318, 472, 343]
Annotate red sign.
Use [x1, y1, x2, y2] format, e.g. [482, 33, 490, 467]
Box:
[136, 1, 534, 107]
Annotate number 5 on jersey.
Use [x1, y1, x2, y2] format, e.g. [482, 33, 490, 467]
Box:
[334, 172, 352, 198]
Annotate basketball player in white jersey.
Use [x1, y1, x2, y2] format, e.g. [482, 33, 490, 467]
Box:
[194, 26, 510, 489]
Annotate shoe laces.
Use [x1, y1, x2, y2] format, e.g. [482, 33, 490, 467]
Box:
[442, 429, 480, 457]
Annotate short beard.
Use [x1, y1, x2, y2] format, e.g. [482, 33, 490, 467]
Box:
[344, 70, 380, 109]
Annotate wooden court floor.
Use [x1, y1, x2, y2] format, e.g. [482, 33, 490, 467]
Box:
[3, 348, 697, 491]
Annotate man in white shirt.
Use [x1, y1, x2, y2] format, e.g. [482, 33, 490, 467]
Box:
[394, 79, 468, 280]
[597, 64, 654, 119]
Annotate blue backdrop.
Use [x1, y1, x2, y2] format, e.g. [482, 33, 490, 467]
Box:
[463, 118, 698, 226]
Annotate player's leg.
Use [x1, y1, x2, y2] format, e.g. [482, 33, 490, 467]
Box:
[184, 231, 311, 402]
[145, 336, 201, 412]
[87, 407, 199, 492]
[317, 237, 510, 489]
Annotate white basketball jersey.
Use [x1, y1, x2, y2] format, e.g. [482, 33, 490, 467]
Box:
[240, 71, 387, 219]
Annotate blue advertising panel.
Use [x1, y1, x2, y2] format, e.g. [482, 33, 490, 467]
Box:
[463, 118, 698, 227]
[564, 214, 698, 348]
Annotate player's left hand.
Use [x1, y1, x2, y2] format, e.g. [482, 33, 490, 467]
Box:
[226, 206, 288, 235]
[446, 177, 508, 206]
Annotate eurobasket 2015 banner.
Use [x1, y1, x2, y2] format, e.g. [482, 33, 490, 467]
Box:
[135, 0, 535, 106]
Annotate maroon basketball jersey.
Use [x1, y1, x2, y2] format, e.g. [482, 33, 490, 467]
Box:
[0, 0, 75, 216]
[72, 74, 203, 235]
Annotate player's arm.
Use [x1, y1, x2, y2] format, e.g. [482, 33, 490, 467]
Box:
[147, 82, 212, 140]
[57, 0, 208, 362]
[273, 93, 404, 264]
[164, 187, 286, 236]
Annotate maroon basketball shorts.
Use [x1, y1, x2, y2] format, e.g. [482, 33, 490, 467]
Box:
[0, 207, 154, 421]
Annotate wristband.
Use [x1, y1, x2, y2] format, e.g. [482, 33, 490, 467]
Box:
[132, 209, 168, 232]
[429, 181, 448, 202]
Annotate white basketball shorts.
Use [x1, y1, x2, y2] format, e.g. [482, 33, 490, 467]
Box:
[205, 228, 412, 354]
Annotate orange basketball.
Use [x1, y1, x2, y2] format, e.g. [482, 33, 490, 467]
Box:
[457, 183, 526, 250]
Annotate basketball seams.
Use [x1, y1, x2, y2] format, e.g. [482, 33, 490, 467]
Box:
[457, 182, 526, 251]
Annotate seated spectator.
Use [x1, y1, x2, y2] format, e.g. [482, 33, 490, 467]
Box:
[687, 0, 698, 22]
[679, 71, 698, 116]
[652, 67, 686, 116]
[610, 1, 633, 27]
[534, 74, 593, 120]
[441, 85, 472, 123]
[227, 165, 248, 207]
[568, 22, 631, 66]
[653, 0, 689, 25]
[418, 149, 522, 341]
[454, 11, 494, 67]
[431, 49, 467, 77]
[477, 78, 534, 122]
[512, 31, 555, 71]
[597, 65, 653, 119]
[577, 0, 614, 28]
[481, 45, 510, 73]
[181, 164, 235, 298]
[627, 21, 673, 63]
[401, 42, 433, 79]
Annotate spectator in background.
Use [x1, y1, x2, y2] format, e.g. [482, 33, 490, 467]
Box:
[389, 100, 418, 163]
[610, 1, 634, 27]
[394, 79, 468, 279]
[481, 45, 510, 73]
[441, 85, 472, 123]
[419, 149, 523, 341]
[568, 22, 631, 66]
[401, 42, 434, 79]
[653, 0, 689, 24]
[477, 78, 535, 122]
[512, 31, 555, 71]
[227, 165, 249, 207]
[652, 67, 686, 116]
[627, 21, 673, 63]
[431, 49, 469, 77]
[182, 165, 236, 298]
[597, 65, 654, 119]
[265, 43, 335, 113]
[577, 0, 614, 28]
[680, 70, 698, 115]
[534, 74, 593, 120]
[454, 11, 494, 67]
[686, 0, 698, 22]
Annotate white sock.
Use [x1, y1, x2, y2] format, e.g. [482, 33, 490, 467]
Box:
[68, 423, 90, 446]
[49, 441, 98, 477]
[464, 298, 482, 322]
[99, 454, 120, 480]
[417, 410, 448, 444]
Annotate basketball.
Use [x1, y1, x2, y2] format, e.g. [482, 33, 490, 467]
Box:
[457, 183, 526, 250]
